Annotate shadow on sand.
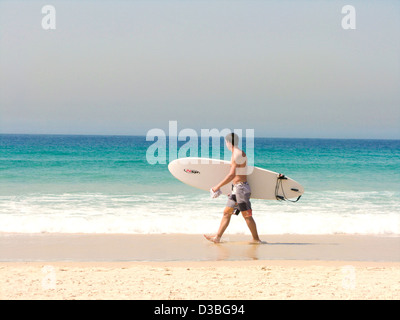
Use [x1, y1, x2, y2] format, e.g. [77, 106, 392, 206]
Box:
[206, 240, 339, 261]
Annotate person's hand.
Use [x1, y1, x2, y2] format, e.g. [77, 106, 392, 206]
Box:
[212, 186, 220, 192]
[210, 187, 222, 199]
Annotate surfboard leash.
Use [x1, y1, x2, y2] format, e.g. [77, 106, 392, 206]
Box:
[275, 174, 302, 203]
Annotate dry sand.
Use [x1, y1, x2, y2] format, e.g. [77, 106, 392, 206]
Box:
[0, 233, 399, 300]
[1, 260, 399, 300]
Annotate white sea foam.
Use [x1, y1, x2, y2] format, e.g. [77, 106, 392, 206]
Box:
[0, 191, 399, 235]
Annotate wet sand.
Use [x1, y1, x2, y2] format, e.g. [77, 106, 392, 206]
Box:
[1, 233, 399, 262]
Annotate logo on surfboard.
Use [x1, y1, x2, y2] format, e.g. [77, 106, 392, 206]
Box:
[183, 169, 200, 174]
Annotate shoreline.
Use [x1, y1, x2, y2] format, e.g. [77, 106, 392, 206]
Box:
[1, 233, 399, 262]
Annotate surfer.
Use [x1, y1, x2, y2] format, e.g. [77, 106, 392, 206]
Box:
[204, 133, 262, 244]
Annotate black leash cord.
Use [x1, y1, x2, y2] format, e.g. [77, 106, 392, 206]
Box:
[275, 174, 302, 203]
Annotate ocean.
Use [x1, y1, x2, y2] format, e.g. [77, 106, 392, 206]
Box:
[0, 134, 399, 235]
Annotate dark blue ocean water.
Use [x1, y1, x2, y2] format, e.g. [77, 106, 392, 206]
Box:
[0, 134, 399, 234]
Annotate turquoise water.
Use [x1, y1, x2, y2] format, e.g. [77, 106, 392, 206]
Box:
[0, 134, 399, 234]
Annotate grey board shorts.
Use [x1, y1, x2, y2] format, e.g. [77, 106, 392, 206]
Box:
[226, 182, 252, 213]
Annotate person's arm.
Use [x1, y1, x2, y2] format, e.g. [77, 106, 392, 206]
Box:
[212, 159, 237, 192]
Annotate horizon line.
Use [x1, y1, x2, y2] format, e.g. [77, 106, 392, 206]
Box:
[0, 132, 399, 141]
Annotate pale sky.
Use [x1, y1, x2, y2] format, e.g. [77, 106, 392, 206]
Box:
[0, 0, 399, 138]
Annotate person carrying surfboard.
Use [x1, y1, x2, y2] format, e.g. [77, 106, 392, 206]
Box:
[204, 133, 262, 244]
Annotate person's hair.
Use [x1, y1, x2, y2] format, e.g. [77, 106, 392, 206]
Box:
[225, 132, 239, 147]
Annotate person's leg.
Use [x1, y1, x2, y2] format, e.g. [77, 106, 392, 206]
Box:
[241, 210, 261, 243]
[204, 207, 234, 243]
[216, 207, 234, 239]
[235, 183, 260, 242]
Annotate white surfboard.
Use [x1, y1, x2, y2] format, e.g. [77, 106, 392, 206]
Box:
[168, 157, 304, 201]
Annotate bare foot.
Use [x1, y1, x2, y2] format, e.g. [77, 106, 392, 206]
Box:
[204, 234, 221, 243]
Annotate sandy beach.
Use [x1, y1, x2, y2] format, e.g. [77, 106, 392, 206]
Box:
[0, 233, 399, 300]
[1, 260, 399, 300]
